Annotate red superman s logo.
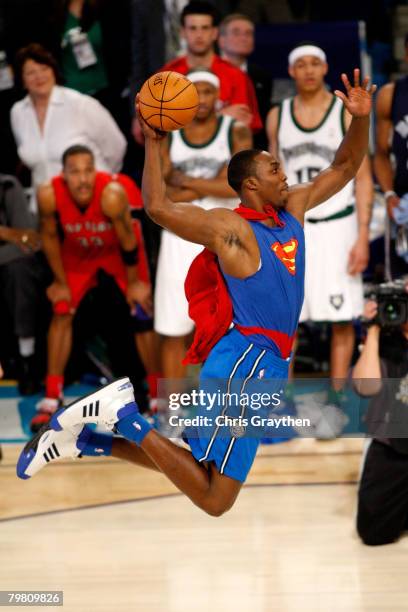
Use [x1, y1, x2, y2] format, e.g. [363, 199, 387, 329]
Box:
[271, 238, 298, 275]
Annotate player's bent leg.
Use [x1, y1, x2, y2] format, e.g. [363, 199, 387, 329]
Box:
[45, 378, 242, 515]
[139, 430, 243, 516]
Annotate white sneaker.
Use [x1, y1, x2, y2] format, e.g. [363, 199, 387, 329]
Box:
[50, 377, 136, 434]
[17, 423, 91, 480]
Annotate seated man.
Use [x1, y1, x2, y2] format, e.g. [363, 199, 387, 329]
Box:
[0, 173, 44, 394]
[31, 145, 152, 432]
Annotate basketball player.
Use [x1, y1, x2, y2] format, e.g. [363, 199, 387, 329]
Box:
[267, 44, 373, 410]
[155, 69, 252, 379]
[31, 145, 152, 432]
[18, 70, 375, 517]
[374, 33, 408, 278]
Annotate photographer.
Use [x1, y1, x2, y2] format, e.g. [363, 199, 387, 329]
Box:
[353, 296, 408, 546]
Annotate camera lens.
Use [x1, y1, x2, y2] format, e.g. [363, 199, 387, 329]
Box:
[380, 300, 406, 326]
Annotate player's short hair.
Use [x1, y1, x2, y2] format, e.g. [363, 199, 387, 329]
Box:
[181, 1, 221, 27]
[62, 144, 94, 167]
[227, 149, 263, 194]
[219, 13, 254, 36]
[15, 43, 61, 89]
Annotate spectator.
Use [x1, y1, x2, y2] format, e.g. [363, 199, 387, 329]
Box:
[162, 1, 262, 131]
[49, 0, 131, 128]
[267, 43, 373, 416]
[31, 144, 151, 432]
[374, 33, 408, 279]
[0, 173, 46, 395]
[10, 43, 126, 214]
[218, 13, 272, 149]
[155, 70, 252, 378]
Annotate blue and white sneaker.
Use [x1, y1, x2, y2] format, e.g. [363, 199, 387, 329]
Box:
[17, 423, 91, 480]
[50, 377, 137, 434]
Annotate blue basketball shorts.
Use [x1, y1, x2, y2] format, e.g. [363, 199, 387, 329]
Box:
[185, 328, 290, 483]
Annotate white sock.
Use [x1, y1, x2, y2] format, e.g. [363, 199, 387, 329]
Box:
[18, 337, 35, 358]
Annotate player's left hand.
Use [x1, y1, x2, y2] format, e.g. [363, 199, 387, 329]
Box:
[347, 236, 369, 275]
[334, 69, 377, 117]
[127, 280, 153, 316]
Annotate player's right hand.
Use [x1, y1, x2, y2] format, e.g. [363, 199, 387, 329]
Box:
[135, 94, 166, 141]
[47, 281, 72, 308]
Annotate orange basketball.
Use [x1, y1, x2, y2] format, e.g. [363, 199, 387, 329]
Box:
[138, 71, 199, 131]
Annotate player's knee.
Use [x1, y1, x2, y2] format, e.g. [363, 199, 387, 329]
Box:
[203, 496, 235, 517]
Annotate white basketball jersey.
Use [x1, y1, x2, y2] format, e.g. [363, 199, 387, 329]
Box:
[278, 95, 355, 219]
[169, 115, 238, 210]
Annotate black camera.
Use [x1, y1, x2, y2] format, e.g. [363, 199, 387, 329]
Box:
[364, 279, 408, 327]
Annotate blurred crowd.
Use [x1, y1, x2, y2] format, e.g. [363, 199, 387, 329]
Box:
[0, 0, 406, 439]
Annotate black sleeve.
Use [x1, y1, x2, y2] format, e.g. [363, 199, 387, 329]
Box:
[2, 175, 36, 230]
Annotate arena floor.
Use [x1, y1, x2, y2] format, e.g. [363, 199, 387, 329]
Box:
[2, 433, 408, 612]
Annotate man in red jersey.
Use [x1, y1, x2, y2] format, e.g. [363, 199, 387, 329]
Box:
[31, 144, 152, 432]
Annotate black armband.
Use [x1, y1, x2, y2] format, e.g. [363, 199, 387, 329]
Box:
[121, 246, 139, 265]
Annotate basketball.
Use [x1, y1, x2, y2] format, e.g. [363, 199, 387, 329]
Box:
[138, 71, 199, 131]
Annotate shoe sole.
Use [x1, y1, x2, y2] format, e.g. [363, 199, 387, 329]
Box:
[50, 377, 133, 432]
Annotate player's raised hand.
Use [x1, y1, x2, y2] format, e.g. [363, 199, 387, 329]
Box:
[334, 69, 377, 117]
[135, 94, 166, 141]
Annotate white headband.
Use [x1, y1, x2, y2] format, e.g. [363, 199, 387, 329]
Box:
[288, 45, 326, 66]
[187, 71, 220, 89]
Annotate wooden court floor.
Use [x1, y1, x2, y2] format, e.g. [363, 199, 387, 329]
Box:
[2, 438, 408, 612]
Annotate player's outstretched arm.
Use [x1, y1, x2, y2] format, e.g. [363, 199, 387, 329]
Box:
[137, 99, 240, 252]
[288, 69, 376, 214]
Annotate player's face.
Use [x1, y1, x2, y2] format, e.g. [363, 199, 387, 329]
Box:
[195, 81, 218, 119]
[63, 153, 96, 207]
[182, 15, 218, 56]
[219, 19, 254, 57]
[253, 152, 289, 207]
[22, 59, 56, 98]
[289, 55, 328, 93]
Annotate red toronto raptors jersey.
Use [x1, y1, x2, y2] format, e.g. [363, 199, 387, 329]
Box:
[52, 172, 125, 271]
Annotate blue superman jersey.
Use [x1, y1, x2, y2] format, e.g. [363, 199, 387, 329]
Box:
[221, 209, 305, 357]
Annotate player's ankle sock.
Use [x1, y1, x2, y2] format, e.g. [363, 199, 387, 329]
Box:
[147, 372, 160, 400]
[45, 374, 64, 400]
[81, 430, 113, 457]
[116, 410, 152, 446]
